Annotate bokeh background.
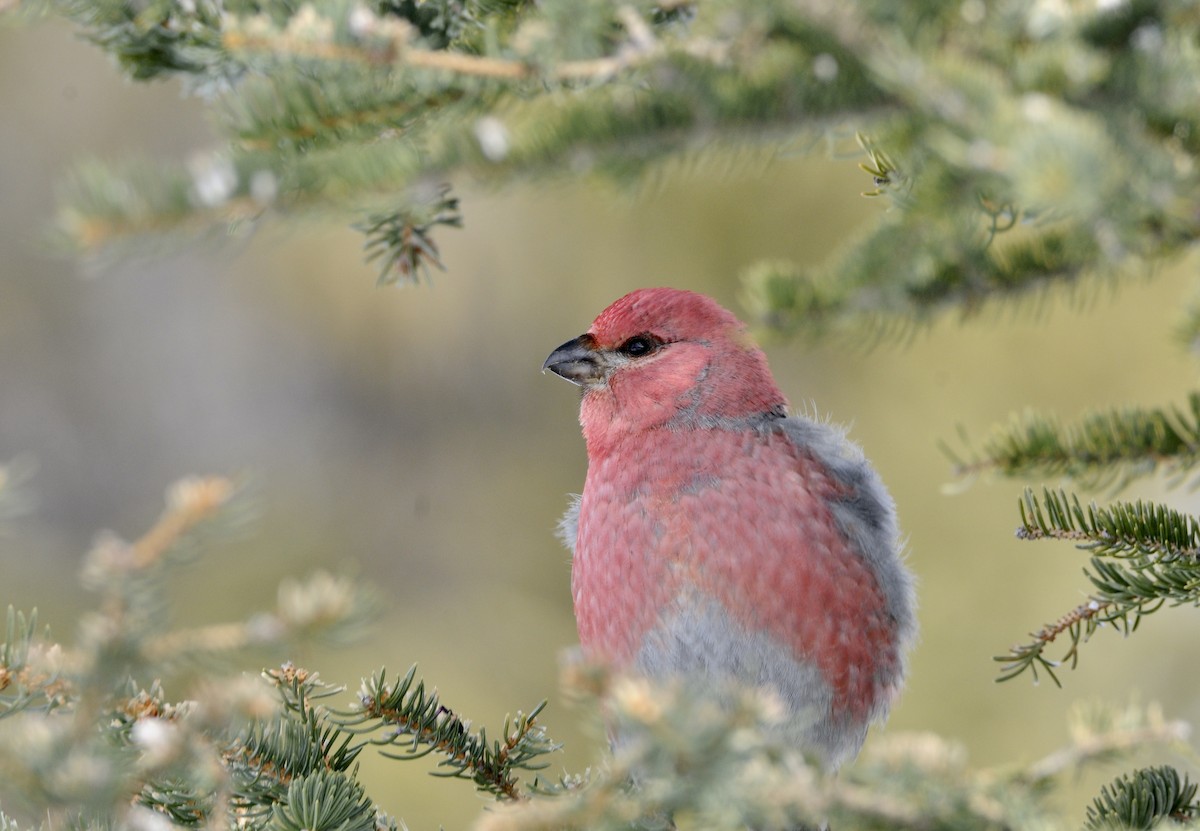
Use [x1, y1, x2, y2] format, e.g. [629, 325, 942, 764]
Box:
[3, 16, 1199, 829]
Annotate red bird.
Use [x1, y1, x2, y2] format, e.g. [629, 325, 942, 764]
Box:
[543, 288, 915, 768]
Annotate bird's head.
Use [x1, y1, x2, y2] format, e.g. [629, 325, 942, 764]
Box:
[544, 288, 786, 453]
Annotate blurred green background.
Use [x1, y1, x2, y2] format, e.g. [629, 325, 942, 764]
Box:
[2, 17, 1199, 830]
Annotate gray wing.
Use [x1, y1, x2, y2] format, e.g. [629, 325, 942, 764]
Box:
[776, 415, 918, 662]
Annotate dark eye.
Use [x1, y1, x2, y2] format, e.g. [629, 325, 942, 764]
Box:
[619, 334, 659, 358]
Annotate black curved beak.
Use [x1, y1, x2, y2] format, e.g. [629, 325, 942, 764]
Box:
[543, 334, 605, 386]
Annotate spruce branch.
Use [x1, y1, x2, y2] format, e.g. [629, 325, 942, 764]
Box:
[270, 768, 380, 831]
[355, 186, 463, 286]
[995, 596, 1116, 687]
[740, 214, 1114, 339]
[1085, 766, 1200, 831]
[997, 489, 1200, 685]
[229, 670, 364, 787]
[338, 665, 558, 801]
[220, 4, 675, 83]
[127, 476, 240, 571]
[1016, 487, 1200, 561]
[481, 668, 1194, 831]
[220, 26, 475, 73]
[780, 2, 1200, 325]
[1024, 699, 1192, 785]
[2, 469, 1196, 831]
[948, 393, 1200, 492]
[0, 607, 67, 718]
[132, 677, 376, 831]
[50, 0, 895, 261]
[218, 64, 467, 154]
[0, 474, 395, 831]
[40, 0, 1200, 317]
[46, 0, 234, 83]
[77, 477, 256, 672]
[70, 475, 252, 653]
[856, 131, 910, 201]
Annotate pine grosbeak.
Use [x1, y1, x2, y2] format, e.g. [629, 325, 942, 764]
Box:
[544, 288, 915, 768]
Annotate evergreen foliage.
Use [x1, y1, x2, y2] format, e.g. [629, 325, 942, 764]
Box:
[997, 488, 1200, 686]
[11, 0, 1200, 826]
[1, 475, 1194, 829]
[354, 185, 462, 285]
[0, 477, 384, 830]
[0, 608, 56, 719]
[346, 667, 556, 798]
[947, 393, 1200, 491]
[34, 0, 1200, 308]
[477, 675, 1195, 831]
[0, 478, 560, 830]
[1085, 766, 1200, 830]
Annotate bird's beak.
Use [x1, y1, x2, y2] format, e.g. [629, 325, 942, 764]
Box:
[543, 334, 606, 386]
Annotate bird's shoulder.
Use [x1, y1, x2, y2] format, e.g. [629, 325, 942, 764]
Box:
[768, 411, 916, 644]
[767, 413, 893, 532]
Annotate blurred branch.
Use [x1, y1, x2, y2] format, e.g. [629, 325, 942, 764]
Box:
[0, 607, 67, 719]
[480, 667, 1195, 831]
[0, 457, 38, 526]
[1025, 700, 1192, 784]
[222, 4, 681, 82]
[0, 473, 392, 830]
[945, 393, 1200, 493]
[1, 469, 1197, 829]
[355, 185, 463, 286]
[130, 476, 235, 569]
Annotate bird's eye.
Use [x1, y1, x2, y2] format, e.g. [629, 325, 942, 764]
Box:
[619, 335, 659, 358]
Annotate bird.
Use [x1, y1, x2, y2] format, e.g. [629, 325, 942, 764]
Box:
[542, 287, 915, 770]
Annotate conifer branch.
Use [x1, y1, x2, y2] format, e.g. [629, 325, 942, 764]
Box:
[1024, 700, 1192, 785]
[46, 0, 233, 82]
[221, 6, 679, 84]
[995, 597, 1115, 687]
[742, 225, 1043, 336]
[1085, 766, 1200, 830]
[78, 477, 247, 609]
[337, 666, 558, 801]
[131, 477, 237, 569]
[2, 474, 1196, 831]
[0, 608, 68, 718]
[948, 393, 1200, 492]
[483, 670, 1194, 831]
[997, 489, 1200, 685]
[1017, 488, 1200, 561]
[355, 186, 462, 285]
[270, 768, 379, 831]
[0, 476, 398, 831]
[41, 0, 1200, 319]
[739, 201, 1129, 340]
[237, 667, 364, 776]
[141, 621, 278, 664]
[50, 0, 894, 266]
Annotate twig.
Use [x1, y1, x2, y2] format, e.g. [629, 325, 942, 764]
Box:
[222, 10, 723, 84]
[132, 477, 235, 569]
[1025, 721, 1192, 784]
